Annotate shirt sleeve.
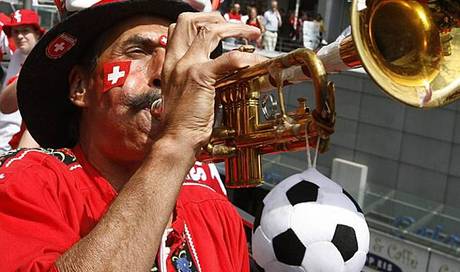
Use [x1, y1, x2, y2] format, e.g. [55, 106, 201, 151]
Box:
[0, 164, 81, 272]
[220, 201, 250, 272]
[179, 186, 250, 272]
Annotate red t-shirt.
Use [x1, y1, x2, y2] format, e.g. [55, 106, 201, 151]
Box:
[0, 146, 248, 272]
[227, 12, 241, 21]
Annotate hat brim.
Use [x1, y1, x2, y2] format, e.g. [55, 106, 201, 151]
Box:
[3, 23, 45, 37]
[17, 0, 196, 148]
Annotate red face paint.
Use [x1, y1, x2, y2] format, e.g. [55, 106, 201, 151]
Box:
[102, 60, 131, 93]
[159, 34, 168, 48]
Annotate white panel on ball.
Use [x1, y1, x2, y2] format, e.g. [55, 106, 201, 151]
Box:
[300, 168, 343, 192]
[260, 205, 294, 239]
[252, 227, 276, 267]
[344, 251, 368, 272]
[317, 189, 360, 213]
[290, 203, 339, 244]
[302, 241, 345, 272]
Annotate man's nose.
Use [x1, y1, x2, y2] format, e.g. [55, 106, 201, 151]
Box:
[148, 48, 166, 89]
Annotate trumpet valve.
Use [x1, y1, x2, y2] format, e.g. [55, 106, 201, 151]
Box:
[211, 127, 236, 139]
[205, 143, 236, 157]
[296, 97, 308, 115]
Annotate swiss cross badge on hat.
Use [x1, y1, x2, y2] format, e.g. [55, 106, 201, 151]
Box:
[13, 10, 22, 23]
[46, 33, 77, 59]
[103, 61, 131, 93]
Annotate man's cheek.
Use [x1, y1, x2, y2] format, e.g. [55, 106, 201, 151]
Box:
[102, 60, 132, 93]
[122, 64, 150, 93]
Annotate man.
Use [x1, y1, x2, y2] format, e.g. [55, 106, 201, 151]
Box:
[224, 2, 242, 24]
[0, 0, 263, 271]
[0, 10, 43, 153]
[263, 0, 282, 51]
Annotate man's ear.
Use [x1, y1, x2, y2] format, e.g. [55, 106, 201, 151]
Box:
[69, 66, 90, 107]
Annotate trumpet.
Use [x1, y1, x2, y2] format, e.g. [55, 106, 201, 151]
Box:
[199, 49, 336, 188]
[199, 0, 459, 188]
[326, 0, 460, 108]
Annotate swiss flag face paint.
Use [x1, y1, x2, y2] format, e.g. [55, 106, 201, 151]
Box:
[159, 34, 168, 48]
[102, 61, 131, 93]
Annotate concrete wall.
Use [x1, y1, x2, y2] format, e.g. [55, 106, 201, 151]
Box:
[270, 71, 460, 209]
[317, 0, 351, 42]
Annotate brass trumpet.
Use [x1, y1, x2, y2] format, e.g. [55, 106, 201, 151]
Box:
[199, 49, 336, 188]
[199, 0, 459, 188]
[329, 0, 460, 107]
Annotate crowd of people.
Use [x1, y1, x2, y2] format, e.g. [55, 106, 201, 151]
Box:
[222, 1, 326, 51]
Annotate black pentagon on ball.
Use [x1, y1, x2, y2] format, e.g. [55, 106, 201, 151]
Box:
[286, 180, 319, 206]
[342, 189, 364, 213]
[253, 202, 264, 233]
[273, 228, 306, 266]
[331, 224, 358, 262]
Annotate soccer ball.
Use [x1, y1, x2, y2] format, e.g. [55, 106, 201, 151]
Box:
[252, 168, 370, 272]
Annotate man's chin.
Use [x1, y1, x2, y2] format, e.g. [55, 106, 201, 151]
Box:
[18, 46, 31, 55]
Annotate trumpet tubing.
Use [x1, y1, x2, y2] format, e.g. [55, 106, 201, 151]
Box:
[199, 49, 336, 188]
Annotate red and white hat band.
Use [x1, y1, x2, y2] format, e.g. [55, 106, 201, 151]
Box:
[55, 0, 213, 15]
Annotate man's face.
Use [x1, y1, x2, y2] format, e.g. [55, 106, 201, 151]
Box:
[271, 1, 278, 10]
[81, 16, 168, 161]
[11, 25, 40, 55]
[233, 3, 240, 13]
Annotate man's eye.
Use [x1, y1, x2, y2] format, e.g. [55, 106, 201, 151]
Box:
[126, 48, 147, 55]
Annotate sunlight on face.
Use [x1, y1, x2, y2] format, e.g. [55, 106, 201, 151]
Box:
[11, 25, 40, 55]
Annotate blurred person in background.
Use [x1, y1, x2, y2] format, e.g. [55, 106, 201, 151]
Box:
[302, 11, 321, 50]
[246, 6, 264, 48]
[224, 2, 242, 23]
[263, 0, 281, 51]
[0, 10, 44, 153]
[315, 13, 327, 46]
[224, 2, 243, 45]
[288, 10, 303, 42]
[0, 13, 13, 64]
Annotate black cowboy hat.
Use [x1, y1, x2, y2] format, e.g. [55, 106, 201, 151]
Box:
[17, 0, 204, 148]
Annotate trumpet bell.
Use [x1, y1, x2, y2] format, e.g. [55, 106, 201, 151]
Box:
[352, 0, 459, 107]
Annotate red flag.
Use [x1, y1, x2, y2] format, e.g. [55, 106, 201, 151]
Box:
[102, 61, 131, 93]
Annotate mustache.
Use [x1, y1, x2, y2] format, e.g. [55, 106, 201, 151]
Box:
[125, 90, 162, 111]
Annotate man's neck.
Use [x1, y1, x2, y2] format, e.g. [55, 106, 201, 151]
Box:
[79, 139, 141, 192]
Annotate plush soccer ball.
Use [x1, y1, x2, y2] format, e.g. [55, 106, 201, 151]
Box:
[252, 168, 370, 272]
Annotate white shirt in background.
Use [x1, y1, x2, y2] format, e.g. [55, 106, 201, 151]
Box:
[0, 50, 27, 154]
[264, 9, 281, 32]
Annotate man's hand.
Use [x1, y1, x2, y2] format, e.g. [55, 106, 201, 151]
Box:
[160, 12, 265, 152]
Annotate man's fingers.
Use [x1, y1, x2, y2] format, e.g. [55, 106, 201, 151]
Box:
[162, 23, 177, 84]
[182, 23, 261, 62]
[167, 23, 176, 38]
[205, 51, 268, 78]
[164, 12, 225, 70]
